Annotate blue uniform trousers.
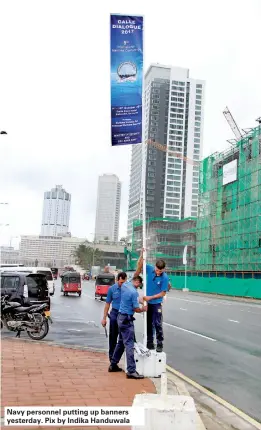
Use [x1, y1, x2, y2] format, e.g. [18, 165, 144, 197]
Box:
[108, 308, 119, 361]
[147, 303, 164, 347]
[111, 313, 136, 374]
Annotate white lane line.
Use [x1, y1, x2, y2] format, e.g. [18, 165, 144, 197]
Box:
[65, 305, 70, 308]
[228, 319, 239, 323]
[240, 309, 261, 315]
[67, 329, 83, 332]
[180, 308, 187, 311]
[163, 322, 217, 342]
[167, 297, 204, 304]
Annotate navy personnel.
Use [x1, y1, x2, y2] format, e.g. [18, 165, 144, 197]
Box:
[101, 272, 127, 361]
[109, 275, 147, 379]
[136, 251, 168, 352]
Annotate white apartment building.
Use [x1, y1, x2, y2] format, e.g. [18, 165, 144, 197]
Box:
[94, 174, 121, 242]
[20, 235, 84, 267]
[19, 235, 125, 268]
[41, 185, 71, 236]
[0, 246, 20, 265]
[127, 64, 205, 240]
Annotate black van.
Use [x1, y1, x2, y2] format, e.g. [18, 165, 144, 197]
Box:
[0, 271, 50, 310]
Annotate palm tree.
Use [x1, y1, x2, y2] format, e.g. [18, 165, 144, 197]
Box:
[73, 243, 103, 269]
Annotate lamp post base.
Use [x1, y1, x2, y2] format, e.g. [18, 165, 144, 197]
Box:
[125, 350, 166, 378]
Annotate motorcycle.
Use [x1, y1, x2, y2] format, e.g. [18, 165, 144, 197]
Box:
[1, 295, 51, 340]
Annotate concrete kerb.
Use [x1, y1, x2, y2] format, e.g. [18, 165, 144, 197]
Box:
[166, 365, 261, 430]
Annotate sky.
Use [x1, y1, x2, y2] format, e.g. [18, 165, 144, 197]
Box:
[0, 0, 260, 249]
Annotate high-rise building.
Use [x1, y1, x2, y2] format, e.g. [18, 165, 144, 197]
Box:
[196, 121, 261, 272]
[127, 64, 205, 240]
[95, 174, 121, 242]
[41, 185, 71, 236]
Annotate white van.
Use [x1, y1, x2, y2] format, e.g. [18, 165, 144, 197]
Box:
[0, 266, 55, 296]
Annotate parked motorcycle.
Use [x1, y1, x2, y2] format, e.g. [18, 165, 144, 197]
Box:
[1, 295, 51, 340]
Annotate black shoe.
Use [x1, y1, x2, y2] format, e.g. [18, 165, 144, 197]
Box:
[156, 345, 163, 353]
[126, 371, 144, 379]
[147, 343, 155, 350]
[108, 364, 123, 372]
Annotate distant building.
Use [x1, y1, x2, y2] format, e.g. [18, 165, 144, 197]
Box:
[0, 246, 20, 265]
[131, 217, 196, 271]
[127, 63, 205, 241]
[19, 235, 126, 269]
[41, 185, 71, 236]
[95, 174, 121, 242]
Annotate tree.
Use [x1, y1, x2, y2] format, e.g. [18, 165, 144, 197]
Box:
[73, 243, 103, 270]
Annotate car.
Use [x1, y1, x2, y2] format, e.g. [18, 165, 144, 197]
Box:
[0, 266, 55, 296]
[0, 271, 51, 310]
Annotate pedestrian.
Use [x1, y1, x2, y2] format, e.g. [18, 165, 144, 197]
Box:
[109, 275, 147, 379]
[135, 251, 168, 352]
[101, 272, 127, 361]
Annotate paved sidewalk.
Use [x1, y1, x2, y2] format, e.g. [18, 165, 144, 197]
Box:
[1, 339, 156, 430]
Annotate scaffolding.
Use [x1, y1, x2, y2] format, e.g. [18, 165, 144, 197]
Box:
[196, 122, 261, 271]
[131, 217, 197, 271]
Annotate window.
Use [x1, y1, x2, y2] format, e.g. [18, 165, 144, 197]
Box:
[195, 116, 201, 121]
[196, 84, 202, 89]
[1, 276, 20, 294]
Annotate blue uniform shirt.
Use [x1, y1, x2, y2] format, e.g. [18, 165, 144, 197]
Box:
[106, 283, 121, 310]
[146, 264, 168, 304]
[119, 282, 139, 316]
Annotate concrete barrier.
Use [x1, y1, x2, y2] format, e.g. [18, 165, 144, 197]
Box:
[132, 372, 197, 429]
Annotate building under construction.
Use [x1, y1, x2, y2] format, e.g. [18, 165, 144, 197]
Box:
[131, 217, 196, 271]
[196, 120, 261, 272]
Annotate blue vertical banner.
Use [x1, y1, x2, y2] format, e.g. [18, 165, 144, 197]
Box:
[110, 14, 143, 146]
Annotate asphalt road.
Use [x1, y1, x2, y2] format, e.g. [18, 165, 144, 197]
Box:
[2, 279, 261, 421]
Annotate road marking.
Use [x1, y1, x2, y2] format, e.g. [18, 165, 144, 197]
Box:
[65, 305, 70, 308]
[67, 329, 83, 332]
[228, 319, 239, 323]
[163, 322, 217, 342]
[240, 309, 261, 315]
[166, 365, 261, 430]
[167, 297, 204, 304]
[180, 308, 187, 311]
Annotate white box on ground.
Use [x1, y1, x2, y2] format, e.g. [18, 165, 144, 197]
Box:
[132, 394, 196, 430]
[125, 350, 166, 377]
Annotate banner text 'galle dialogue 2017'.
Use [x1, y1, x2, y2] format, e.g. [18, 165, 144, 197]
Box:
[110, 15, 143, 146]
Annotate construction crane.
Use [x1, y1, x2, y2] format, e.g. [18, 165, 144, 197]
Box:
[223, 106, 243, 144]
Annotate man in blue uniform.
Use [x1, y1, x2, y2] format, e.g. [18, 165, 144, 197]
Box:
[136, 252, 168, 352]
[101, 272, 127, 362]
[109, 275, 147, 379]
